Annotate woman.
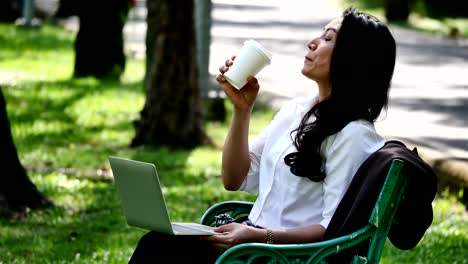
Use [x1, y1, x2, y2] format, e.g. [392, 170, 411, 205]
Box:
[129, 7, 396, 263]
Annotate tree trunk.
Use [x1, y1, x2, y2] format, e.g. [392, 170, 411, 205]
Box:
[195, 0, 226, 122]
[384, 0, 410, 22]
[72, 0, 130, 80]
[131, 0, 209, 149]
[0, 88, 53, 218]
[195, 0, 212, 99]
[0, 0, 21, 22]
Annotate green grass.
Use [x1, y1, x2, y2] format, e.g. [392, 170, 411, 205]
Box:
[0, 22, 467, 263]
[341, 0, 468, 38]
[380, 195, 467, 263]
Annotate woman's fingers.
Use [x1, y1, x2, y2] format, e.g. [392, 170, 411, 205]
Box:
[225, 55, 236, 66]
[216, 56, 261, 110]
[218, 55, 236, 75]
[219, 65, 228, 74]
[216, 75, 238, 98]
[246, 76, 259, 89]
[221, 80, 238, 99]
[216, 74, 226, 83]
[213, 243, 228, 250]
[245, 76, 260, 95]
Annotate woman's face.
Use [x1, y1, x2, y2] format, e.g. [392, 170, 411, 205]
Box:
[302, 17, 342, 83]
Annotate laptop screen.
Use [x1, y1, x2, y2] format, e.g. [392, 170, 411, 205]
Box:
[109, 156, 174, 234]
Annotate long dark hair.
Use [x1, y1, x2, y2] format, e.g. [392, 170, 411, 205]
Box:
[284, 7, 396, 181]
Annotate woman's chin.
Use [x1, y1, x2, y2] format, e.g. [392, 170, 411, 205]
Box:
[301, 68, 315, 80]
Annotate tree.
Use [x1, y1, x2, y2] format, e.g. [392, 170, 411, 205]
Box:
[0, 88, 53, 218]
[131, 0, 210, 148]
[55, 0, 132, 80]
[195, 0, 212, 100]
[0, 0, 21, 22]
[423, 0, 468, 18]
[195, 0, 226, 122]
[384, 0, 411, 22]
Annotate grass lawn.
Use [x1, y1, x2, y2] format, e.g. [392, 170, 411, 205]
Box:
[0, 23, 466, 263]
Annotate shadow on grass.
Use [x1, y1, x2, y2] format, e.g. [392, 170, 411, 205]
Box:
[3, 76, 225, 188]
[3, 78, 143, 142]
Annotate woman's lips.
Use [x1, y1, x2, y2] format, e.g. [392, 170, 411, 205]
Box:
[304, 56, 313, 63]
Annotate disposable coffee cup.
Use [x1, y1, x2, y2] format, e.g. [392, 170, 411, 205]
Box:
[224, 39, 272, 90]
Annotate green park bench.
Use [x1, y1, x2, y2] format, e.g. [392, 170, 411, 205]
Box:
[200, 159, 410, 264]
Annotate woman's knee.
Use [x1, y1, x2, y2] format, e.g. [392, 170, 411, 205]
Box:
[137, 231, 166, 246]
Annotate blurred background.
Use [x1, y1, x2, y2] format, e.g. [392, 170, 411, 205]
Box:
[0, 0, 467, 262]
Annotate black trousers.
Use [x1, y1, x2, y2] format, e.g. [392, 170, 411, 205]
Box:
[129, 231, 222, 263]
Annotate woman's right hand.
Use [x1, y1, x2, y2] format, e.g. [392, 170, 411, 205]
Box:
[216, 56, 260, 111]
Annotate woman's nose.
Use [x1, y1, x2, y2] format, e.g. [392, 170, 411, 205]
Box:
[307, 39, 318, 51]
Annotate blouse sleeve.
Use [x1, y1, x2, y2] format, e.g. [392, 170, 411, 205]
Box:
[238, 125, 269, 194]
[319, 121, 384, 228]
[239, 101, 292, 194]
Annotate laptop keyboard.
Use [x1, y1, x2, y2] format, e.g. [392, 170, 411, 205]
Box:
[172, 223, 218, 235]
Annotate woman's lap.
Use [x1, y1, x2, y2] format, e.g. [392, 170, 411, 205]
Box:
[129, 231, 221, 263]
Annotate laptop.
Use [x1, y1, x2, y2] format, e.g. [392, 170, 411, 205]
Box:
[109, 156, 219, 235]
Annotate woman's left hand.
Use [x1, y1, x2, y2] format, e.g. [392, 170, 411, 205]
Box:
[202, 223, 261, 250]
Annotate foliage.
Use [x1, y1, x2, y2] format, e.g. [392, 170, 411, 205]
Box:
[422, 0, 468, 19]
[0, 23, 466, 263]
[341, 0, 468, 37]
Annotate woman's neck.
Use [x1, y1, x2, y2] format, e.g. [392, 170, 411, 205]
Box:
[316, 81, 331, 102]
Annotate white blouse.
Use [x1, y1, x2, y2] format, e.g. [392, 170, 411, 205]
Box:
[240, 95, 384, 230]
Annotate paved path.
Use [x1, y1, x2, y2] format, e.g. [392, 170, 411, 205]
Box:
[124, 0, 468, 184]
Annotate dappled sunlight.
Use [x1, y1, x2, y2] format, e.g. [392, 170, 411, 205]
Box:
[0, 25, 74, 51]
[429, 216, 467, 238]
[66, 90, 143, 128]
[0, 5, 466, 262]
[2, 65, 146, 174]
[0, 173, 143, 262]
[37, 173, 102, 208]
[12, 120, 71, 141]
[0, 26, 74, 81]
[0, 55, 73, 79]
